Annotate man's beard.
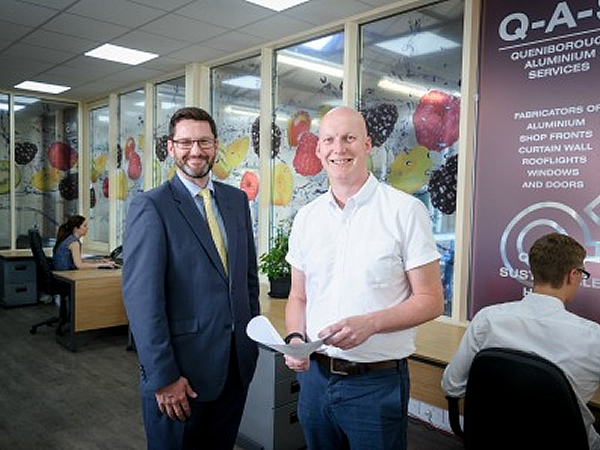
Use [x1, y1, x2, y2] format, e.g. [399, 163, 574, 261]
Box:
[176, 156, 214, 179]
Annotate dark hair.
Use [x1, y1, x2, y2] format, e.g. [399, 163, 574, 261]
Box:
[54, 215, 86, 253]
[168, 107, 218, 140]
[529, 233, 586, 289]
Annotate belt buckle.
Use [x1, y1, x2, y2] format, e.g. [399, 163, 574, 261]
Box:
[329, 357, 349, 376]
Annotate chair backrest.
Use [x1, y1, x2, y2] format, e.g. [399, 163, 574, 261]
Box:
[463, 347, 589, 450]
[28, 229, 55, 292]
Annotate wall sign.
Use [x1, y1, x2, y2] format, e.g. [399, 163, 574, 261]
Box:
[471, 0, 600, 321]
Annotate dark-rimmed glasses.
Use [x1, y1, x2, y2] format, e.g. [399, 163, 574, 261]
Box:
[171, 138, 215, 150]
[576, 267, 591, 280]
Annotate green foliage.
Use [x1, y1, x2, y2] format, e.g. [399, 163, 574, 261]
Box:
[258, 223, 291, 279]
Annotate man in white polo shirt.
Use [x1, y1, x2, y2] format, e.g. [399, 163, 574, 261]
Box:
[284, 106, 444, 449]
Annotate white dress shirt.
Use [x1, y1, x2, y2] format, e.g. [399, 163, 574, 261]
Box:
[286, 174, 440, 362]
[442, 293, 600, 449]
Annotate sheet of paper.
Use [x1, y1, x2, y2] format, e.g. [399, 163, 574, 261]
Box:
[246, 315, 326, 359]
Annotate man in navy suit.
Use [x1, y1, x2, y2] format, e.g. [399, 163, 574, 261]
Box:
[122, 107, 260, 450]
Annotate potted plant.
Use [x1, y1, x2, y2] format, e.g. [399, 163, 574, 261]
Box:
[258, 222, 291, 298]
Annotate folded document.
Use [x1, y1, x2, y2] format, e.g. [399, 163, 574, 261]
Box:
[246, 315, 327, 359]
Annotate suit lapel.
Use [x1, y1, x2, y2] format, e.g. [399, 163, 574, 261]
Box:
[168, 176, 228, 280]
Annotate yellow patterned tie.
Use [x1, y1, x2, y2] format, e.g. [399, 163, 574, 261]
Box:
[199, 189, 228, 274]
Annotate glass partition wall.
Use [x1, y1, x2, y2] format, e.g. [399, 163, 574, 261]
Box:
[88, 105, 110, 244]
[359, 0, 464, 314]
[13, 97, 79, 248]
[0, 94, 10, 248]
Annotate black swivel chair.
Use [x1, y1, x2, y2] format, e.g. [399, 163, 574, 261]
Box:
[446, 347, 589, 450]
[28, 229, 69, 335]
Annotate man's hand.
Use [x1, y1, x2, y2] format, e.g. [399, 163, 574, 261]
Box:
[285, 353, 310, 372]
[319, 315, 376, 350]
[155, 376, 198, 421]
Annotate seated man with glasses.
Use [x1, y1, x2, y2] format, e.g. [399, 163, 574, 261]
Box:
[443, 232, 600, 450]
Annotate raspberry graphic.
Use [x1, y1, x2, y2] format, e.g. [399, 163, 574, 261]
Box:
[15, 142, 38, 165]
[427, 154, 458, 215]
[251, 117, 281, 158]
[293, 132, 322, 176]
[59, 173, 78, 201]
[155, 135, 168, 162]
[413, 90, 460, 152]
[361, 103, 398, 147]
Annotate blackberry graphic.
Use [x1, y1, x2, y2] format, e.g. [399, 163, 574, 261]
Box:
[59, 173, 78, 201]
[117, 143, 123, 168]
[428, 154, 458, 215]
[90, 186, 96, 209]
[361, 103, 398, 147]
[155, 135, 169, 162]
[251, 117, 282, 158]
[15, 142, 38, 165]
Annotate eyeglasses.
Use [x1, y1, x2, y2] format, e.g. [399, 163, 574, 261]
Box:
[171, 138, 215, 150]
[576, 267, 591, 280]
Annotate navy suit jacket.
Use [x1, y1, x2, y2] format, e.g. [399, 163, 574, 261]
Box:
[122, 174, 260, 401]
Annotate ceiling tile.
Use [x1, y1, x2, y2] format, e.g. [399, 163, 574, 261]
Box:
[177, 0, 274, 29]
[140, 14, 228, 43]
[22, 29, 96, 54]
[1, 42, 76, 64]
[201, 31, 264, 53]
[0, 20, 33, 42]
[113, 30, 189, 56]
[166, 44, 226, 64]
[66, 0, 165, 28]
[42, 13, 129, 42]
[240, 15, 313, 42]
[0, 0, 58, 27]
[283, 0, 372, 26]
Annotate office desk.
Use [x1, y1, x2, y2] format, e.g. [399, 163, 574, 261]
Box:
[53, 269, 127, 351]
[257, 296, 600, 417]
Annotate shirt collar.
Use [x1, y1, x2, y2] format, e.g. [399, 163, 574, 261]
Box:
[326, 173, 378, 210]
[177, 172, 214, 198]
[523, 292, 566, 310]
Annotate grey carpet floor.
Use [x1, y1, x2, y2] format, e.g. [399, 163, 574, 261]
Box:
[0, 302, 463, 450]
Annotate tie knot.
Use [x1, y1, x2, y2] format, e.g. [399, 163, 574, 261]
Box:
[199, 189, 211, 201]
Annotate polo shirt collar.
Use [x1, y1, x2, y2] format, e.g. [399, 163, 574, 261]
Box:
[326, 173, 377, 210]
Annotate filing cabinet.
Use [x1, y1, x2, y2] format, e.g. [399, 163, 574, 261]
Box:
[239, 345, 306, 450]
[0, 254, 37, 307]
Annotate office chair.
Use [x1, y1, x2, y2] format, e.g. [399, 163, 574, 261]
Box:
[28, 229, 69, 335]
[446, 347, 589, 450]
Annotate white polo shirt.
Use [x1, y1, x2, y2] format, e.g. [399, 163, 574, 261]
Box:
[286, 174, 440, 362]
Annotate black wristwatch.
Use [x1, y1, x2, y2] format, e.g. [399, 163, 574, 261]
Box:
[284, 332, 306, 344]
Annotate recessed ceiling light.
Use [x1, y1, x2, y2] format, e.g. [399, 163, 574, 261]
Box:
[14, 81, 71, 94]
[376, 32, 459, 57]
[85, 43, 158, 65]
[245, 0, 309, 12]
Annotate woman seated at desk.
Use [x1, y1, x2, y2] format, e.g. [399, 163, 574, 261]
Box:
[53, 215, 116, 270]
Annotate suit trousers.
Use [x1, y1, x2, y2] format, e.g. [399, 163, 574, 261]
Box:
[141, 335, 248, 450]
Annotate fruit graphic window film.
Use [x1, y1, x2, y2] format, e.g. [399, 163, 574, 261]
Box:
[272, 32, 344, 230]
[0, 93, 9, 249]
[13, 96, 79, 247]
[89, 105, 109, 243]
[359, 0, 464, 314]
[116, 89, 145, 246]
[211, 55, 261, 239]
[153, 77, 184, 188]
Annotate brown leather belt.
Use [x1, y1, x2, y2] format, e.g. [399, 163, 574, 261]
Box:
[311, 352, 405, 376]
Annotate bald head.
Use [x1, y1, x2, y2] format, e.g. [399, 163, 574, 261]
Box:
[320, 106, 369, 140]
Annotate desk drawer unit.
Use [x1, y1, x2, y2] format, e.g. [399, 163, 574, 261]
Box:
[0, 258, 37, 307]
[239, 345, 305, 450]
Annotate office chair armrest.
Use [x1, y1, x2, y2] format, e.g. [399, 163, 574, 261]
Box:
[446, 395, 464, 439]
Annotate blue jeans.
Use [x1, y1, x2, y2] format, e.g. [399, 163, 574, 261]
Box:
[297, 358, 410, 450]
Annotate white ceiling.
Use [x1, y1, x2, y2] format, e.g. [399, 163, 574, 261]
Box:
[0, 0, 402, 101]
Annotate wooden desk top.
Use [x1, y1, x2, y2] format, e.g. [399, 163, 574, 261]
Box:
[0, 248, 52, 258]
[53, 268, 122, 281]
